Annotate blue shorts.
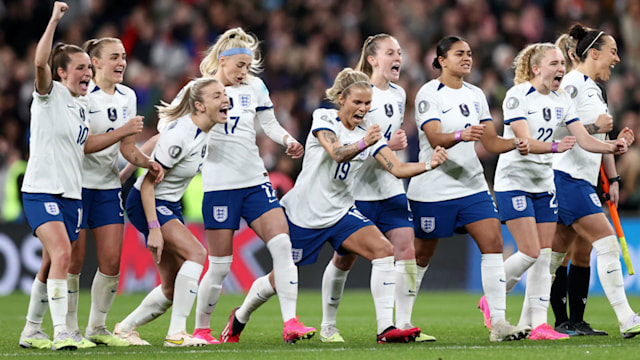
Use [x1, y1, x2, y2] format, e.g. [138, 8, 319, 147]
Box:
[202, 183, 281, 230]
[410, 191, 498, 239]
[81, 188, 124, 229]
[495, 190, 557, 223]
[554, 170, 603, 226]
[126, 188, 184, 240]
[22, 193, 82, 241]
[355, 194, 413, 234]
[288, 207, 373, 266]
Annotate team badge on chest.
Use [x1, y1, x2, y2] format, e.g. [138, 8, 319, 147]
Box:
[240, 94, 251, 108]
[459, 104, 470, 117]
[384, 103, 393, 117]
[543, 107, 552, 121]
[108, 107, 118, 121]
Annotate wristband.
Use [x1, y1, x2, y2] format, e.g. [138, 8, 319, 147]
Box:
[358, 138, 366, 151]
[148, 220, 161, 229]
[551, 142, 559, 153]
[454, 130, 462, 142]
[425, 161, 432, 171]
[608, 175, 622, 184]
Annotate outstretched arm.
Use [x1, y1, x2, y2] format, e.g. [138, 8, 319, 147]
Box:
[35, 2, 69, 95]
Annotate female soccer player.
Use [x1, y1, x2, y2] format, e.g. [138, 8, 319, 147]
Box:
[152, 28, 311, 344]
[61, 37, 163, 348]
[317, 34, 435, 343]
[550, 28, 612, 336]
[408, 36, 529, 342]
[548, 25, 640, 339]
[113, 78, 229, 347]
[493, 42, 630, 340]
[222, 68, 447, 344]
[18, 2, 143, 351]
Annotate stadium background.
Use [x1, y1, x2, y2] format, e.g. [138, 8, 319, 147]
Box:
[0, 0, 639, 296]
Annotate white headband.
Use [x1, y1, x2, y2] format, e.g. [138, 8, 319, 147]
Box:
[581, 31, 604, 57]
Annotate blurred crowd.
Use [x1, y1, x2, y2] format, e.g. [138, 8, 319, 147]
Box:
[1, 0, 640, 221]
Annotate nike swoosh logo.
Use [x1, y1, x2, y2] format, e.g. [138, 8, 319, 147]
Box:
[119, 212, 124, 216]
[67, 104, 76, 109]
[527, 111, 537, 114]
[289, 281, 298, 285]
[51, 296, 65, 301]
[208, 303, 216, 307]
[269, 198, 278, 203]
[111, 290, 117, 293]
[607, 269, 620, 274]
[408, 290, 416, 294]
[150, 313, 158, 318]
[588, 94, 595, 97]
[89, 110, 101, 114]
[68, 290, 78, 294]
[442, 108, 453, 113]
[165, 338, 184, 345]
[539, 297, 549, 302]
[330, 297, 340, 301]
[40, 299, 48, 303]
[190, 152, 199, 156]
[189, 289, 197, 294]
[369, 108, 378, 113]
[75, 228, 80, 233]
[499, 278, 506, 283]
[383, 282, 395, 285]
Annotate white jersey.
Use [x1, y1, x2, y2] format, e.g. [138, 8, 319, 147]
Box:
[83, 82, 137, 189]
[552, 70, 606, 186]
[280, 108, 387, 228]
[134, 115, 208, 202]
[22, 81, 89, 200]
[159, 77, 289, 191]
[353, 83, 406, 201]
[406, 80, 491, 202]
[494, 82, 579, 193]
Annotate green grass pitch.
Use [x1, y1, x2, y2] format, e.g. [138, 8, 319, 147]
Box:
[1, 290, 640, 359]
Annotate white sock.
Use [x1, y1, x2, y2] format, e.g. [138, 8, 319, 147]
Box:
[236, 274, 276, 324]
[550, 251, 566, 276]
[415, 264, 429, 291]
[87, 271, 119, 332]
[593, 236, 634, 326]
[394, 259, 417, 329]
[266, 234, 298, 322]
[66, 273, 80, 332]
[481, 253, 506, 323]
[525, 248, 552, 328]
[503, 251, 537, 292]
[321, 260, 350, 328]
[195, 255, 232, 329]
[167, 260, 203, 336]
[519, 250, 565, 328]
[23, 277, 48, 334]
[119, 285, 171, 332]
[47, 278, 68, 336]
[371, 256, 395, 334]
